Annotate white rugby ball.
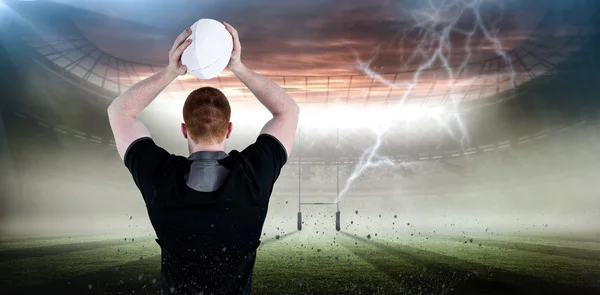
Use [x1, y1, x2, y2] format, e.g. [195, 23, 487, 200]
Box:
[181, 19, 232, 80]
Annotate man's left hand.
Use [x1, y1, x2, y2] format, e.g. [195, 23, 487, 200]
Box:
[166, 28, 193, 76]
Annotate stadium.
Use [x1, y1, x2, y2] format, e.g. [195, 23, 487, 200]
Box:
[1, 0, 599, 294]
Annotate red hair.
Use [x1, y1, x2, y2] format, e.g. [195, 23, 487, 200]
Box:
[182, 87, 231, 144]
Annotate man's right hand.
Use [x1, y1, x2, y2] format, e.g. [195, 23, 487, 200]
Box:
[223, 21, 299, 158]
[223, 22, 244, 72]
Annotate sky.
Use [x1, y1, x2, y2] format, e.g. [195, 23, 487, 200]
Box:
[65, 0, 551, 75]
[4, 0, 596, 108]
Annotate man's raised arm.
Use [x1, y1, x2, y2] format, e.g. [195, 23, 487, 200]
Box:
[223, 22, 300, 157]
[107, 27, 192, 160]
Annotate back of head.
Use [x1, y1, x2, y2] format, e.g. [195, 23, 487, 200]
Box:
[183, 87, 231, 144]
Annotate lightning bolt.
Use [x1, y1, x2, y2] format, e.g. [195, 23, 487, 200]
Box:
[338, 0, 516, 200]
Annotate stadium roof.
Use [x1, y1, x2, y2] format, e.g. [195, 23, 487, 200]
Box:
[12, 2, 598, 109]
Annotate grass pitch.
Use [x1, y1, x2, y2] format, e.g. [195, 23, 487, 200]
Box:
[1, 231, 599, 295]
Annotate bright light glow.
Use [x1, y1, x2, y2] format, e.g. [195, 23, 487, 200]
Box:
[299, 105, 447, 129]
[156, 93, 450, 131]
[0, 1, 9, 18]
[1, 1, 47, 36]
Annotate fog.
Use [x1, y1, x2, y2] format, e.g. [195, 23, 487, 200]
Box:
[2, 104, 599, 240]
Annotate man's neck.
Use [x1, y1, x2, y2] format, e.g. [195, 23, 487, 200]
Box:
[189, 144, 226, 155]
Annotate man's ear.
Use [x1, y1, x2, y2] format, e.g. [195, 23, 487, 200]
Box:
[181, 123, 188, 139]
[226, 122, 233, 139]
